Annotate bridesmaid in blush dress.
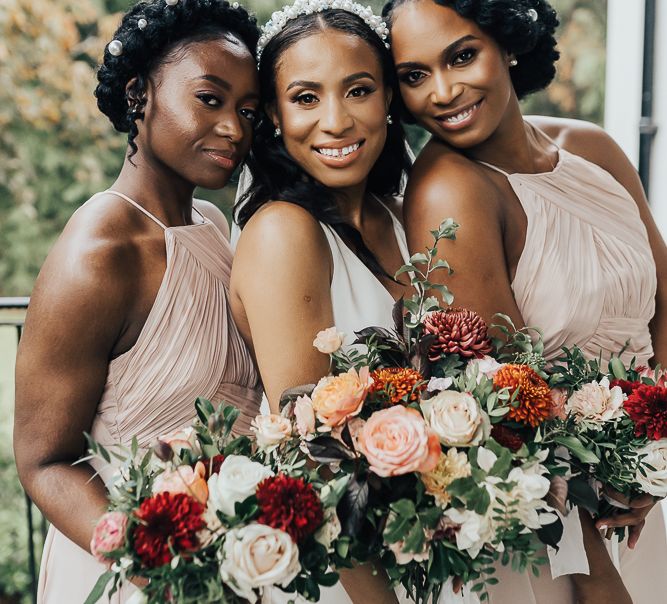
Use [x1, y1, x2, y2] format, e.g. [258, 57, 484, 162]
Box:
[385, 0, 667, 602]
[13, 2, 262, 602]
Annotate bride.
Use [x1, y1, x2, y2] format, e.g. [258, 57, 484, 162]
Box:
[229, 2, 414, 601]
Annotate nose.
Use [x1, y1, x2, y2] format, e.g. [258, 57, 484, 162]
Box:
[430, 70, 464, 106]
[214, 110, 245, 144]
[319, 96, 354, 136]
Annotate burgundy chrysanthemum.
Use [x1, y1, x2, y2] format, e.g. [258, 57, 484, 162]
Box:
[422, 308, 493, 362]
[133, 492, 205, 568]
[624, 384, 667, 440]
[490, 425, 525, 452]
[198, 454, 225, 479]
[610, 379, 641, 396]
[256, 474, 324, 543]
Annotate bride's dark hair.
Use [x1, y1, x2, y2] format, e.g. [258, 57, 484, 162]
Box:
[235, 9, 410, 278]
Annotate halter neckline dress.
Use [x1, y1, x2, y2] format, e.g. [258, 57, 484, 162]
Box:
[37, 190, 262, 604]
[475, 130, 665, 604]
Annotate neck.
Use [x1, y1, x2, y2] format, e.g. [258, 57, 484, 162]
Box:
[333, 181, 368, 230]
[463, 97, 547, 173]
[110, 146, 197, 227]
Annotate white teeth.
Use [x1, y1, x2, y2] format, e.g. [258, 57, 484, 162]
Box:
[445, 103, 478, 124]
[316, 142, 360, 157]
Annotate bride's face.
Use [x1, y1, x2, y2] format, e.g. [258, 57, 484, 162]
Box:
[269, 29, 391, 191]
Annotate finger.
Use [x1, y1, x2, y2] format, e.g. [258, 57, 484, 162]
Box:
[453, 577, 463, 593]
[597, 510, 646, 529]
[629, 494, 655, 509]
[628, 520, 646, 550]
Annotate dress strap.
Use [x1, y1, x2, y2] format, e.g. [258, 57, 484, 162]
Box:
[106, 189, 168, 230]
[475, 160, 511, 178]
[371, 194, 410, 263]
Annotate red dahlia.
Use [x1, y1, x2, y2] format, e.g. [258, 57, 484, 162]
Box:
[490, 425, 524, 452]
[422, 308, 493, 362]
[133, 492, 205, 567]
[624, 384, 667, 440]
[610, 379, 640, 396]
[256, 474, 324, 543]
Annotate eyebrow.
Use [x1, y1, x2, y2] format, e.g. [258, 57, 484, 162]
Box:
[195, 74, 232, 90]
[285, 71, 377, 92]
[395, 34, 479, 70]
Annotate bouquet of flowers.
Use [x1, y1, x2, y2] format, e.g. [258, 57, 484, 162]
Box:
[541, 350, 667, 531]
[272, 220, 565, 602]
[84, 400, 346, 604]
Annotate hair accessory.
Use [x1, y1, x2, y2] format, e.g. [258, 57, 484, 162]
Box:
[108, 39, 123, 56]
[386, 114, 393, 125]
[274, 126, 282, 137]
[137, 18, 148, 30]
[232, 2, 240, 7]
[257, 0, 390, 60]
[509, 58, 518, 67]
[527, 8, 538, 22]
[165, 0, 179, 6]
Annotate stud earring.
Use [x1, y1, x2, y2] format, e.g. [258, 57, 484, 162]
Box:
[509, 58, 518, 67]
[386, 114, 393, 125]
[274, 127, 282, 137]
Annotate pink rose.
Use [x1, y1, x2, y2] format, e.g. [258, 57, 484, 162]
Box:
[549, 388, 568, 420]
[357, 406, 440, 477]
[311, 367, 373, 427]
[294, 395, 316, 437]
[90, 511, 128, 563]
[152, 461, 208, 503]
[313, 327, 345, 354]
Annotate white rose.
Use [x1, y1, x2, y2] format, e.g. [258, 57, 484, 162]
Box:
[314, 508, 342, 551]
[208, 455, 273, 516]
[465, 356, 503, 383]
[219, 524, 301, 603]
[566, 377, 625, 424]
[251, 414, 292, 450]
[444, 507, 494, 559]
[422, 391, 488, 447]
[636, 440, 667, 497]
[313, 327, 345, 354]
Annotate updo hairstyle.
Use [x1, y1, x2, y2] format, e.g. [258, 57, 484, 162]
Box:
[95, 0, 260, 157]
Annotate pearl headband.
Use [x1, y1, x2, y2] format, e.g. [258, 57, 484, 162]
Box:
[257, 0, 390, 60]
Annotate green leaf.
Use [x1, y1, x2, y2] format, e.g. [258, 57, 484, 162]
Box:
[609, 357, 628, 380]
[390, 498, 416, 518]
[402, 520, 425, 552]
[552, 435, 600, 464]
[409, 253, 429, 265]
[83, 571, 114, 604]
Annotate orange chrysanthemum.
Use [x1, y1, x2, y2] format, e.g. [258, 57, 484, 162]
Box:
[493, 364, 552, 427]
[370, 367, 426, 405]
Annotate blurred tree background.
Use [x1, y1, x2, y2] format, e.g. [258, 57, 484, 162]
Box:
[0, 0, 606, 598]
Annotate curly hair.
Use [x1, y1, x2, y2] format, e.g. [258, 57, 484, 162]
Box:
[382, 0, 560, 100]
[236, 10, 410, 279]
[95, 0, 259, 159]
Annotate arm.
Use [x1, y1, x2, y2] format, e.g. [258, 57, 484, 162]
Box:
[14, 223, 130, 552]
[231, 202, 398, 603]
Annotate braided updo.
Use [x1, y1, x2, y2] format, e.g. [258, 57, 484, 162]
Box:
[95, 0, 259, 157]
[382, 0, 559, 100]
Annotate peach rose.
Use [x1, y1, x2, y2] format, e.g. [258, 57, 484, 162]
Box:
[549, 388, 568, 420]
[152, 461, 208, 503]
[311, 367, 373, 427]
[294, 395, 316, 438]
[313, 327, 345, 354]
[357, 406, 440, 477]
[90, 511, 128, 563]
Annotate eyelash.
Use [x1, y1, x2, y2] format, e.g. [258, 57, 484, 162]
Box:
[293, 85, 376, 105]
[400, 71, 427, 86]
[197, 93, 221, 107]
[240, 108, 258, 122]
[452, 48, 477, 65]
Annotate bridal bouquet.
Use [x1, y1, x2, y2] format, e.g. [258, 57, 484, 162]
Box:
[541, 350, 667, 530]
[84, 400, 344, 604]
[272, 220, 564, 602]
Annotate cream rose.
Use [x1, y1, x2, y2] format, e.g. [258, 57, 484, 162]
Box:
[357, 406, 440, 477]
[311, 366, 373, 427]
[251, 414, 292, 450]
[566, 377, 625, 424]
[294, 395, 316, 438]
[152, 461, 208, 503]
[465, 356, 503, 383]
[313, 327, 345, 354]
[158, 426, 200, 456]
[636, 440, 667, 497]
[219, 524, 300, 603]
[314, 508, 342, 551]
[422, 391, 488, 447]
[208, 455, 274, 516]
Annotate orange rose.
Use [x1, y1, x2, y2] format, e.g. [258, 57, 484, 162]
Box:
[311, 367, 373, 427]
[357, 406, 440, 477]
[152, 461, 208, 504]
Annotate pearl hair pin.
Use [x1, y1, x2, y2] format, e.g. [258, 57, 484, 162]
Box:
[138, 18, 148, 30]
[165, 0, 179, 6]
[108, 39, 123, 56]
[257, 0, 389, 60]
[528, 8, 538, 21]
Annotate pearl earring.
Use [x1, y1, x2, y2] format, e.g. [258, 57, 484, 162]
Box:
[386, 114, 393, 125]
[274, 127, 282, 137]
[509, 58, 518, 67]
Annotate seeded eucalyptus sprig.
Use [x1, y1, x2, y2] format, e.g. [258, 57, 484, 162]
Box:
[395, 218, 459, 331]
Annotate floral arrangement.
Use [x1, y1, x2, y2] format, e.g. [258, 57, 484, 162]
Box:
[541, 350, 667, 530]
[84, 400, 346, 604]
[272, 220, 565, 602]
